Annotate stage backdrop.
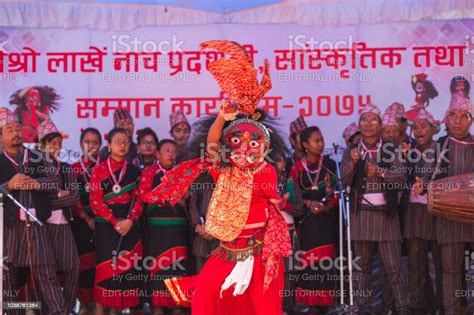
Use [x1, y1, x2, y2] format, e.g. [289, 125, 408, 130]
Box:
[0, 19, 472, 159]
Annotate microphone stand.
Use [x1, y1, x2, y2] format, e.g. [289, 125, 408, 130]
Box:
[0, 186, 44, 227]
[332, 143, 354, 314]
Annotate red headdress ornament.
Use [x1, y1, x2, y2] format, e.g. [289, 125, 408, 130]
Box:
[200, 40, 271, 115]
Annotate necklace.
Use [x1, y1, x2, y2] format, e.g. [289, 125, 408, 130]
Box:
[107, 157, 127, 193]
[300, 157, 323, 191]
[449, 136, 474, 146]
[156, 162, 168, 175]
[80, 157, 97, 192]
[358, 138, 382, 160]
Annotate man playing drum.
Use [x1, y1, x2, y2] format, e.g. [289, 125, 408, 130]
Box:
[425, 91, 473, 315]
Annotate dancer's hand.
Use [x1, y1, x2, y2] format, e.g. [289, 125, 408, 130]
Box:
[218, 100, 238, 121]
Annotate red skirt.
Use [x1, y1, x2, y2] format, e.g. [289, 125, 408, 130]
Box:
[166, 251, 284, 315]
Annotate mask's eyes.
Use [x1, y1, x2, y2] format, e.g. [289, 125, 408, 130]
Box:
[230, 137, 241, 145]
[249, 140, 260, 148]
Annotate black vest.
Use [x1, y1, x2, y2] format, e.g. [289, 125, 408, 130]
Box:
[0, 149, 55, 227]
[349, 141, 400, 216]
[57, 161, 74, 222]
[433, 136, 450, 181]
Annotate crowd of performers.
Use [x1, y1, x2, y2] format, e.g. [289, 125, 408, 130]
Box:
[0, 40, 473, 315]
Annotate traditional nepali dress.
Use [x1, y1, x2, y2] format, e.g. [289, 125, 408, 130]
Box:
[71, 157, 98, 304]
[138, 163, 189, 308]
[403, 141, 438, 241]
[89, 158, 143, 309]
[144, 160, 291, 315]
[291, 156, 338, 307]
[0, 149, 67, 314]
[46, 158, 81, 313]
[402, 141, 440, 311]
[279, 171, 304, 311]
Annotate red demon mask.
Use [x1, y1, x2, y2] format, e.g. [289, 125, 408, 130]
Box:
[223, 118, 270, 169]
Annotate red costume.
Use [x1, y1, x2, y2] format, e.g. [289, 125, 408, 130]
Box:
[89, 157, 143, 309]
[142, 41, 291, 314]
[138, 163, 189, 308]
